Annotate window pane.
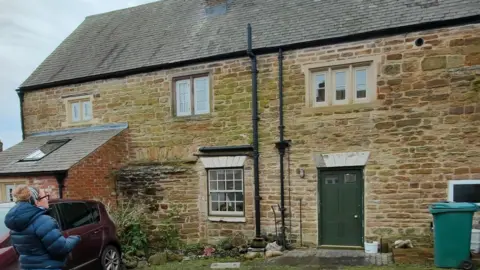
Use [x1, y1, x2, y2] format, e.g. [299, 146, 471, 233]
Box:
[88, 203, 100, 223]
[219, 202, 227, 212]
[453, 185, 480, 203]
[218, 181, 225, 190]
[235, 202, 244, 212]
[209, 170, 217, 181]
[335, 71, 346, 101]
[194, 77, 210, 115]
[226, 181, 234, 190]
[82, 101, 92, 121]
[227, 193, 235, 201]
[325, 176, 339, 185]
[355, 69, 367, 99]
[217, 171, 225, 181]
[315, 74, 326, 103]
[218, 193, 226, 201]
[71, 102, 81, 122]
[234, 181, 242, 190]
[226, 170, 234, 180]
[211, 202, 219, 211]
[176, 80, 191, 116]
[344, 174, 357, 184]
[58, 203, 93, 230]
[210, 181, 217, 191]
[234, 170, 242, 179]
[235, 192, 244, 201]
[211, 193, 219, 201]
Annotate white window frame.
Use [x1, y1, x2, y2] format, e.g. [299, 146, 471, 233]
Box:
[303, 56, 380, 108]
[208, 168, 244, 217]
[448, 180, 480, 205]
[332, 68, 350, 106]
[173, 74, 211, 117]
[63, 95, 95, 125]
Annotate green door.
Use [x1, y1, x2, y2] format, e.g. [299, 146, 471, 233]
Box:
[319, 169, 363, 246]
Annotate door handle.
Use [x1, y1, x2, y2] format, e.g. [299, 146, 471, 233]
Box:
[354, 215, 358, 219]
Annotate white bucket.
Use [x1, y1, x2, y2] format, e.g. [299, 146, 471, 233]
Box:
[472, 229, 480, 253]
[364, 241, 379, 254]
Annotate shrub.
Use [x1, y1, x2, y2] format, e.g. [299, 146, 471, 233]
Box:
[104, 200, 149, 254]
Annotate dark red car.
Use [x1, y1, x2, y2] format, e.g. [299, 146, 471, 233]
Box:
[0, 199, 122, 270]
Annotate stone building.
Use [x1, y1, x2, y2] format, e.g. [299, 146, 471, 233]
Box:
[1, 0, 480, 247]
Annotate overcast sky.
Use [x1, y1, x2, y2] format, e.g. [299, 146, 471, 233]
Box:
[0, 0, 158, 150]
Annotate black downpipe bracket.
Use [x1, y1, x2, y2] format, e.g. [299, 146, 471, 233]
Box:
[275, 48, 290, 249]
[247, 24, 263, 246]
[16, 89, 25, 140]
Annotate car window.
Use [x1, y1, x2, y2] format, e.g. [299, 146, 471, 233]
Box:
[0, 208, 11, 235]
[47, 204, 63, 229]
[88, 203, 101, 223]
[57, 202, 95, 230]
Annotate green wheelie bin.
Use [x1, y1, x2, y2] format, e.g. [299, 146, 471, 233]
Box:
[429, 202, 478, 269]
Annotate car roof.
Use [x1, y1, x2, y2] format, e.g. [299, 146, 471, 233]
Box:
[0, 202, 15, 208]
[49, 199, 101, 204]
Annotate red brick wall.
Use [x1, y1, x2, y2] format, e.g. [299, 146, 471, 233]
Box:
[63, 130, 129, 204]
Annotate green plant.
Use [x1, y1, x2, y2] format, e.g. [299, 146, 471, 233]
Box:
[155, 204, 185, 251]
[104, 200, 149, 254]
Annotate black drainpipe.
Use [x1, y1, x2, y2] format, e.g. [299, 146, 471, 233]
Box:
[247, 24, 263, 245]
[275, 49, 290, 249]
[16, 89, 25, 140]
[54, 171, 68, 199]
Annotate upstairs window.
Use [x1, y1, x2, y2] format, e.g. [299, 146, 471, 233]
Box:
[305, 58, 379, 108]
[64, 95, 94, 124]
[173, 75, 210, 116]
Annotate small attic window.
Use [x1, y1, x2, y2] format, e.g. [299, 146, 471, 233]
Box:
[20, 139, 71, 162]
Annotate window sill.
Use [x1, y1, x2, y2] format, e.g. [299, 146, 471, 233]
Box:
[208, 216, 246, 223]
[172, 114, 212, 122]
[302, 100, 383, 114]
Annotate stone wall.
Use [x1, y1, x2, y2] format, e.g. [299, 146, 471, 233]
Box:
[115, 157, 256, 244]
[21, 22, 480, 246]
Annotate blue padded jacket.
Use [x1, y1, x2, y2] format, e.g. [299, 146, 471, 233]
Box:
[4, 202, 80, 270]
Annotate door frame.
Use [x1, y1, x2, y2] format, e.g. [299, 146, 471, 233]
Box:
[317, 166, 365, 247]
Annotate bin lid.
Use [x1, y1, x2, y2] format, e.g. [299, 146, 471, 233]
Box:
[429, 202, 478, 214]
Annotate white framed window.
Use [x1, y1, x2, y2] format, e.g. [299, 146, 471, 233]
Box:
[305, 57, 378, 107]
[66, 97, 93, 124]
[448, 180, 480, 205]
[174, 75, 210, 116]
[208, 168, 244, 217]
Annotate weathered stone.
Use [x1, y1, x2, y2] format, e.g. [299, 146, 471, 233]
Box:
[426, 79, 448, 88]
[450, 39, 465, 47]
[383, 64, 401, 75]
[466, 53, 480, 66]
[387, 54, 403, 60]
[421, 56, 446, 71]
[447, 55, 464, 68]
[396, 119, 421, 128]
[148, 252, 167, 265]
[375, 122, 394, 130]
[402, 61, 419, 72]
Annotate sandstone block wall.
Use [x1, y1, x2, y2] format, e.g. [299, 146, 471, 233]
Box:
[21, 22, 480, 246]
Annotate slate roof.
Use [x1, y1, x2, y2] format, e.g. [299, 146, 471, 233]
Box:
[21, 0, 480, 89]
[0, 124, 127, 175]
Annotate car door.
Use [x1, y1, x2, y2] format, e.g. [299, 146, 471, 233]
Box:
[56, 202, 103, 269]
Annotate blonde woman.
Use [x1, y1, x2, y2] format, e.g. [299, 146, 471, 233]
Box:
[4, 185, 80, 270]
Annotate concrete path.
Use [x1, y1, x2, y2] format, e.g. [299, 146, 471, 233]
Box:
[264, 249, 393, 269]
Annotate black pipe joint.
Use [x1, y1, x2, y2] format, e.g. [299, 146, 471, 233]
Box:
[275, 141, 290, 155]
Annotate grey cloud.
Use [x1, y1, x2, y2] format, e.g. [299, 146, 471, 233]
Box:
[0, 0, 158, 149]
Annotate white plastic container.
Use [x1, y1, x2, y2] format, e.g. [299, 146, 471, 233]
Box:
[364, 241, 379, 254]
[471, 229, 480, 253]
